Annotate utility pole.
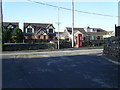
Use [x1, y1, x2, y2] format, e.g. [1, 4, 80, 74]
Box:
[118, 1, 120, 26]
[57, 0, 60, 49]
[0, 0, 2, 89]
[72, 0, 74, 47]
[0, 0, 2, 32]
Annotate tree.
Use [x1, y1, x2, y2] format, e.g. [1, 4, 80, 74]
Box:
[2, 27, 12, 43]
[11, 27, 24, 43]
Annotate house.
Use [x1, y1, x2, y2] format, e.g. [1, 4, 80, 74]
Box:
[104, 31, 115, 38]
[86, 26, 114, 40]
[3, 22, 19, 30]
[62, 26, 114, 41]
[23, 23, 56, 40]
[55, 32, 64, 39]
[62, 27, 87, 41]
[86, 32, 107, 40]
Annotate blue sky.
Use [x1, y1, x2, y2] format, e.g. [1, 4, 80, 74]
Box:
[2, 0, 119, 32]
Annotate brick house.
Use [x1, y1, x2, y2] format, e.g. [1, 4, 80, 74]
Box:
[23, 23, 56, 41]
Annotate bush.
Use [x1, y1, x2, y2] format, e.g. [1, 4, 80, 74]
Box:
[12, 27, 24, 43]
[2, 28, 12, 43]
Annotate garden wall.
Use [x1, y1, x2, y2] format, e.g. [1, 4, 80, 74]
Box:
[103, 36, 120, 62]
[3, 43, 57, 51]
[2, 40, 72, 51]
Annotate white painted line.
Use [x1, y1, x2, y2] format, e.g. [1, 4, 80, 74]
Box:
[103, 57, 120, 65]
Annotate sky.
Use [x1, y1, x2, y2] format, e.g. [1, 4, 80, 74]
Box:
[118, 2, 120, 26]
[2, 0, 120, 32]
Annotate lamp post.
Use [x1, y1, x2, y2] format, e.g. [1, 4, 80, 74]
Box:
[72, 0, 74, 47]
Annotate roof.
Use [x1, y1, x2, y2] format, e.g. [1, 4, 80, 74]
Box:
[86, 32, 107, 36]
[24, 23, 55, 29]
[55, 32, 64, 34]
[94, 28, 106, 32]
[106, 31, 114, 33]
[87, 26, 107, 32]
[66, 27, 87, 35]
[3, 22, 19, 27]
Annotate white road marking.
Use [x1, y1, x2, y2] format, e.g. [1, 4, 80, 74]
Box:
[103, 57, 120, 65]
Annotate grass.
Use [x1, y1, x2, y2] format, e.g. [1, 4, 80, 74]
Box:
[4, 42, 50, 45]
[4, 43, 29, 45]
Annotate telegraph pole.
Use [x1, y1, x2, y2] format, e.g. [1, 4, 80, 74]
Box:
[0, 0, 2, 31]
[72, 0, 74, 47]
[0, 0, 2, 89]
[118, 1, 120, 26]
[57, 0, 60, 49]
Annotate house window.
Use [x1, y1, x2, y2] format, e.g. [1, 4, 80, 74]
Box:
[27, 35, 32, 39]
[27, 28, 32, 33]
[87, 36, 94, 40]
[44, 35, 46, 39]
[49, 36, 53, 40]
[93, 29, 97, 32]
[49, 29, 53, 33]
[8, 25, 14, 29]
[26, 25, 34, 33]
[97, 36, 101, 40]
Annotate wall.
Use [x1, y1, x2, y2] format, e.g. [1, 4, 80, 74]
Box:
[115, 25, 120, 37]
[103, 36, 120, 62]
[2, 40, 72, 51]
[3, 44, 57, 51]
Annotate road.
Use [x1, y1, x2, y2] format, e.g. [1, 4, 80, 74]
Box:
[2, 49, 119, 88]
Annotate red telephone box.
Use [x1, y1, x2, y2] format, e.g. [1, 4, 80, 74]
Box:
[75, 33, 82, 48]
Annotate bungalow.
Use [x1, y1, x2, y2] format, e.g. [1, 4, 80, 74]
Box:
[86, 26, 114, 40]
[62, 27, 87, 41]
[3, 22, 19, 30]
[55, 32, 64, 39]
[23, 23, 56, 40]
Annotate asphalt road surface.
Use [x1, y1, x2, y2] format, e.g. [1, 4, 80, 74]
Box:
[2, 49, 119, 88]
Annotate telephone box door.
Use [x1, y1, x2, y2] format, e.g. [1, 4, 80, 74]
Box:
[75, 34, 82, 48]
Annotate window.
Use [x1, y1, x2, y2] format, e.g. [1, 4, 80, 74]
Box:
[44, 35, 46, 39]
[97, 36, 101, 40]
[49, 29, 53, 33]
[8, 25, 14, 29]
[27, 28, 32, 33]
[49, 36, 53, 40]
[87, 36, 94, 40]
[26, 25, 34, 33]
[97, 30, 101, 32]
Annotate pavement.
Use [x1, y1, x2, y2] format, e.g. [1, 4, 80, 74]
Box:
[2, 47, 103, 59]
[2, 48, 119, 88]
